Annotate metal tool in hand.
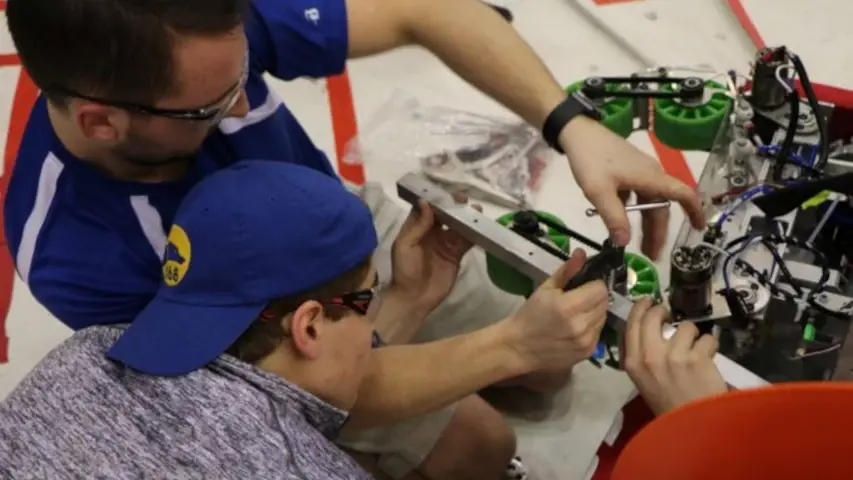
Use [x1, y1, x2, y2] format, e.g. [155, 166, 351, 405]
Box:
[562, 239, 625, 292]
[585, 201, 672, 218]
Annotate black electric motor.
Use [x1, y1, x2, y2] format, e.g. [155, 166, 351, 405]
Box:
[750, 47, 789, 110]
[669, 246, 715, 321]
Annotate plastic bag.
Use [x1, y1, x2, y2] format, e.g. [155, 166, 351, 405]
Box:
[346, 91, 554, 208]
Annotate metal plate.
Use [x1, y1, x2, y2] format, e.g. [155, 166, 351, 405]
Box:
[397, 173, 769, 390]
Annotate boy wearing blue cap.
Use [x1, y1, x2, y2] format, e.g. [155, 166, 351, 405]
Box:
[0, 160, 617, 478]
[0, 161, 389, 478]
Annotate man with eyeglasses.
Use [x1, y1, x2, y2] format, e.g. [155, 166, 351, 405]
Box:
[3, 0, 704, 477]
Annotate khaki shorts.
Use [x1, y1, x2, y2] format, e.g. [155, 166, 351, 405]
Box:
[337, 183, 523, 479]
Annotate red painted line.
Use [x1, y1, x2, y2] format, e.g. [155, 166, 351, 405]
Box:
[640, 97, 694, 188]
[0, 55, 19, 67]
[0, 15, 22, 359]
[0, 68, 37, 364]
[0, 0, 20, 362]
[326, 70, 365, 185]
[649, 134, 695, 188]
[726, 0, 766, 49]
[646, 108, 694, 187]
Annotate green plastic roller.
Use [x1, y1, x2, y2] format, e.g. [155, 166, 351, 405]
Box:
[486, 212, 661, 301]
[566, 79, 634, 139]
[624, 252, 661, 300]
[486, 211, 570, 297]
[653, 79, 732, 151]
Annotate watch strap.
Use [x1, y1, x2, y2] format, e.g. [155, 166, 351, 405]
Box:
[542, 93, 602, 154]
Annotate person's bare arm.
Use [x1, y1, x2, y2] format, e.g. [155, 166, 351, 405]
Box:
[371, 290, 430, 344]
[343, 321, 525, 432]
[344, 0, 565, 128]
[343, 0, 705, 258]
[343, 251, 610, 432]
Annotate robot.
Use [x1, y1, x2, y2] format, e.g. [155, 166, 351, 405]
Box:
[398, 46, 853, 388]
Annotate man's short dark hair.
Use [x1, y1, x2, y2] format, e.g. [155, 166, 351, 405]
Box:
[226, 258, 374, 365]
[6, 0, 247, 106]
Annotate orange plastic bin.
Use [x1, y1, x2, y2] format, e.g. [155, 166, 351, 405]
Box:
[612, 382, 853, 480]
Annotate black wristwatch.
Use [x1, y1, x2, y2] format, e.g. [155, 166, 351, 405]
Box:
[541, 92, 602, 154]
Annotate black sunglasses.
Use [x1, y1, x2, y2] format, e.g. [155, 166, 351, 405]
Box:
[259, 276, 383, 323]
[325, 283, 382, 316]
[46, 53, 249, 123]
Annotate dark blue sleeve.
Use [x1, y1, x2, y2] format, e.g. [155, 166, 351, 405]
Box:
[245, 0, 349, 80]
[29, 265, 156, 331]
[25, 228, 160, 331]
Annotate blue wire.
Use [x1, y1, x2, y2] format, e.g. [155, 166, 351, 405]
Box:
[757, 145, 811, 168]
[807, 146, 818, 167]
[715, 144, 814, 282]
[716, 143, 816, 291]
[831, 213, 853, 225]
[817, 204, 853, 226]
[715, 185, 776, 229]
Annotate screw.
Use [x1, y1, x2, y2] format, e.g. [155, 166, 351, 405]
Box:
[586, 201, 671, 217]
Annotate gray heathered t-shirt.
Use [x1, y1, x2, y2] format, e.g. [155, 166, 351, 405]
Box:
[0, 325, 373, 479]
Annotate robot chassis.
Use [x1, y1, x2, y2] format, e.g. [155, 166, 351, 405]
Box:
[397, 46, 853, 389]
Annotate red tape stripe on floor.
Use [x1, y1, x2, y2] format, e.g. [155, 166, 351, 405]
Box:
[0, 0, 9, 364]
[0, 0, 33, 362]
[726, 0, 766, 49]
[647, 99, 696, 188]
[326, 70, 365, 185]
[0, 54, 19, 67]
[0, 69, 38, 363]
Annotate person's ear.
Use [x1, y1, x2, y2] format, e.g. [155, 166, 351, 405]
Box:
[74, 103, 127, 143]
[287, 300, 326, 360]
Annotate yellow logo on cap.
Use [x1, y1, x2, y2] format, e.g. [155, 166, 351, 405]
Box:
[163, 225, 191, 287]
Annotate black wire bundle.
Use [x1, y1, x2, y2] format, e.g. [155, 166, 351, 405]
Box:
[752, 50, 833, 217]
[725, 233, 848, 319]
[773, 54, 800, 179]
[789, 53, 829, 169]
[767, 49, 827, 180]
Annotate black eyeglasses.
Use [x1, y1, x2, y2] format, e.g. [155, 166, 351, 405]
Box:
[259, 276, 384, 324]
[46, 52, 249, 124]
[325, 283, 383, 316]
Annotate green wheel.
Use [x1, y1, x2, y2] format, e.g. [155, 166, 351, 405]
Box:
[653, 80, 732, 151]
[566, 80, 634, 139]
[624, 252, 660, 300]
[486, 211, 570, 297]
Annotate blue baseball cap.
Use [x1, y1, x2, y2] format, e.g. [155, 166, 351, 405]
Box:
[107, 160, 378, 376]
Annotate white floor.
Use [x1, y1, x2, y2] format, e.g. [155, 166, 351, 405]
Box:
[0, 0, 850, 478]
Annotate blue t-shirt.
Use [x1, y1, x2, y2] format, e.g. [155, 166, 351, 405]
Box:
[4, 0, 349, 330]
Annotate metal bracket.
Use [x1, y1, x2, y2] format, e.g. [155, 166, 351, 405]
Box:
[397, 173, 770, 390]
